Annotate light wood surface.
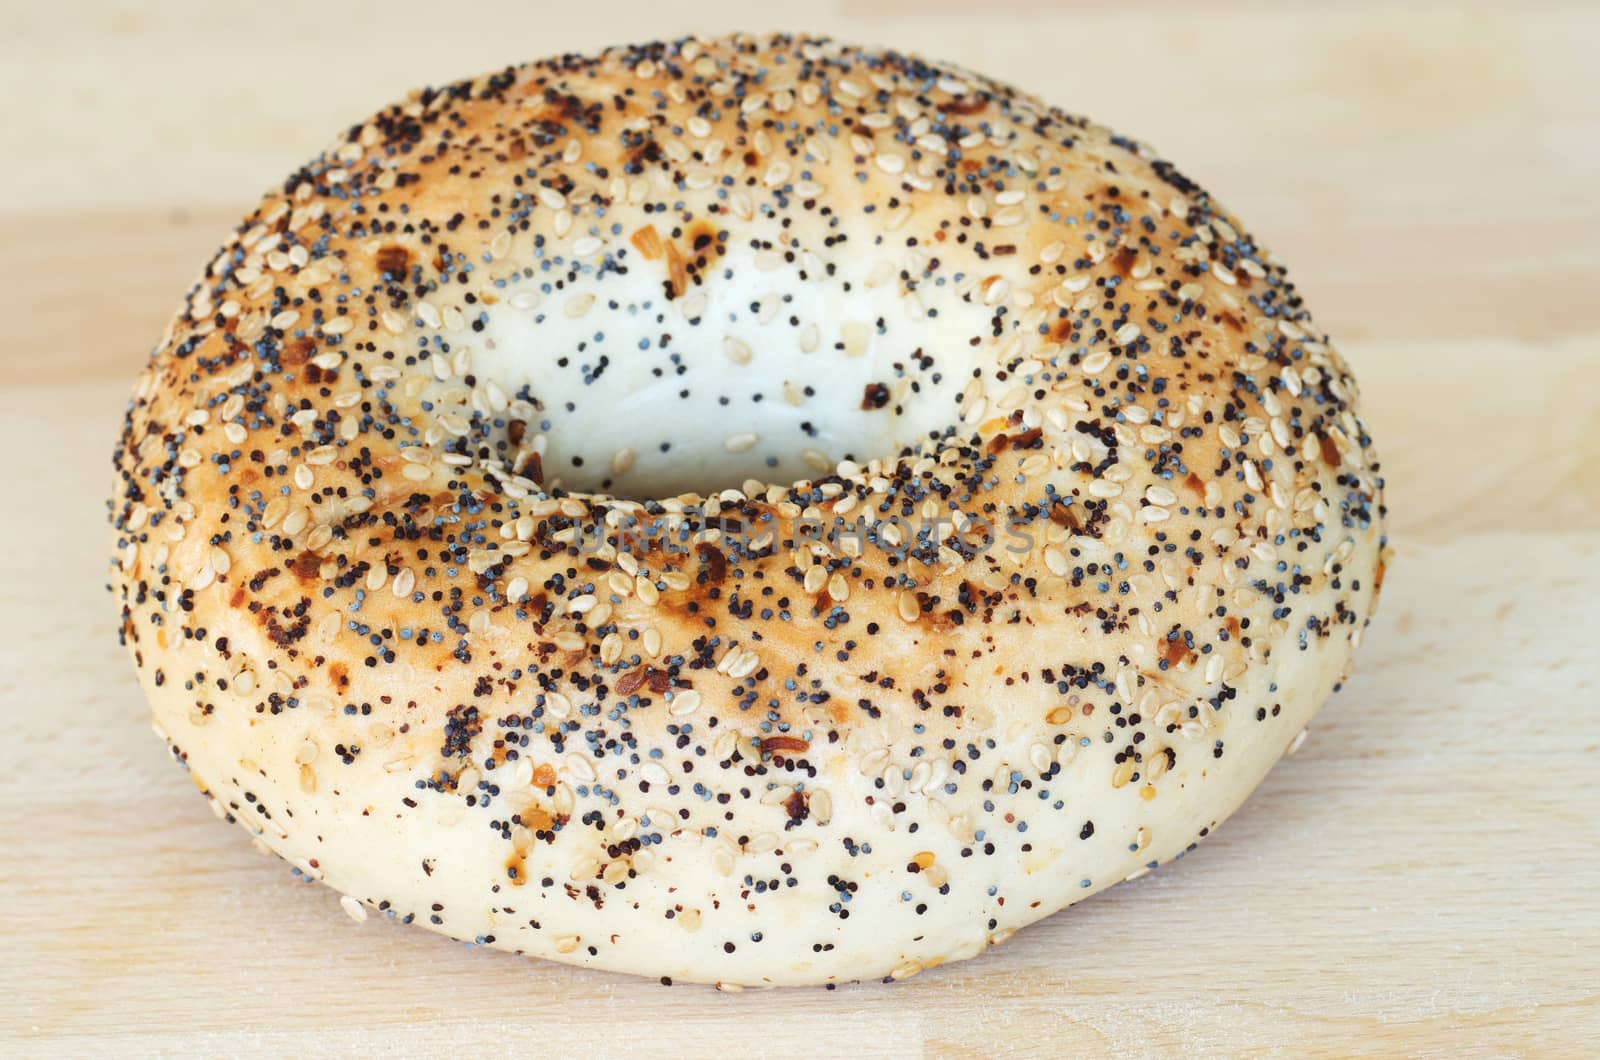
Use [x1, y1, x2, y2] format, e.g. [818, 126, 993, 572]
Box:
[3, 2, 1598, 1056]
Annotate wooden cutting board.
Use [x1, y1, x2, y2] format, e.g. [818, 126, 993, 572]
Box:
[3, 2, 1597, 1055]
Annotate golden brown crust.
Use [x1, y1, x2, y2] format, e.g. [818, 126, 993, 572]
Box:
[110, 34, 1385, 985]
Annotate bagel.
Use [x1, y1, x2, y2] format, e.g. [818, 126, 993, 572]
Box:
[109, 33, 1387, 986]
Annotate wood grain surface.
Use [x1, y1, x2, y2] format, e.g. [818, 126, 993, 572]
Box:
[3, 2, 1597, 1056]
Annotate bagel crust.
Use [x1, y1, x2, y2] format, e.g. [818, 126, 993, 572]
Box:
[110, 34, 1386, 986]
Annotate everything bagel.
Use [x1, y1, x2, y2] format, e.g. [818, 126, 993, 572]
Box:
[109, 34, 1386, 986]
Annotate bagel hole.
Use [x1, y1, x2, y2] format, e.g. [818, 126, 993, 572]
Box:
[471, 247, 974, 500]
